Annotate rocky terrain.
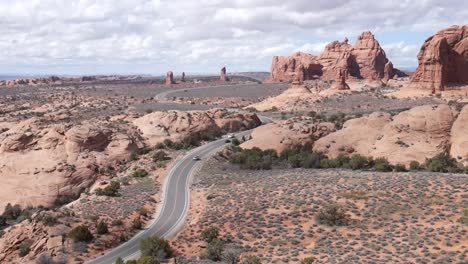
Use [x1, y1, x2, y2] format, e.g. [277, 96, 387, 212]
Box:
[314, 104, 468, 166]
[174, 157, 467, 263]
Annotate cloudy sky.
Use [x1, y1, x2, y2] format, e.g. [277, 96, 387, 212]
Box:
[0, 0, 466, 76]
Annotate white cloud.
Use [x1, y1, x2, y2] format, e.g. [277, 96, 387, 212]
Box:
[0, 0, 465, 74]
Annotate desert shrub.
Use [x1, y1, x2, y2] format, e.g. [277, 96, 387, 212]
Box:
[301, 257, 316, 264]
[457, 209, 468, 225]
[425, 153, 460, 173]
[115, 257, 125, 264]
[242, 255, 262, 264]
[231, 138, 241, 146]
[69, 225, 93, 243]
[140, 236, 172, 260]
[409, 161, 421, 171]
[132, 218, 142, 230]
[394, 163, 408, 172]
[18, 239, 33, 257]
[152, 151, 170, 162]
[41, 215, 58, 227]
[316, 203, 349, 226]
[95, 181, 121, 197]
[162, 139, 174, 149]
[2, 203, 22, 220]
[111, 219, 123, 226]
[374, 158, 393, 172]
[36, 254, 57, 264]
[138, 207, 149, 217]
[132, 169, 149, 178]
[96, 221, 108, 235]
[230, 147, 277, 170]
[135, 256, 160, 264]
[201, 226, 219, 243]
[154, 142, 166, 150]
[349, 154, 371, 170]
[202, 239, 225, 261]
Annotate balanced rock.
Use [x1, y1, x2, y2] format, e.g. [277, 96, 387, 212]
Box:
[181, 72, 186, 82]
[383, 61, 394, 84]
[411, 25, 468, 91]
[330, 70, 350, 90]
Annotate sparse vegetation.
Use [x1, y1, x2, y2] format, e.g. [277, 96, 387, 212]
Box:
[95, 181, 121, 197]
[139, 236, 173, 260]
[18, 239, 33, 257]
[315, 203, 349, 226]
[132, 169, 149, 178]
[201, 226, 219, 243]
[69, 225, 93, 243]
[96, 221, 108, 235]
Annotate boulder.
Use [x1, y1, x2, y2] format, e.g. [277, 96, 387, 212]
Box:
[411, 25, 468, 91]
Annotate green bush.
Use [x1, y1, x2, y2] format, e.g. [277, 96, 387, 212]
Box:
[152, 151, 170, 162]
[394, 163, 408, 172]
[41, 215, 58, 227]
[95, 181, 121, 197]
[132, 218, 142, 230]
[349, 154, 370, 170]
[302, 257, 316, 264]
[202, 239, 225, 261]
[316, 203, 349, 226]
[132, 169, 149, 178]
[242, 255, 262, 264]
[374, 158, 393, 172]
[96, 221, 108, 235]
[201, 226, 219, 243]
[409, 161, 421, 171]
[230, 147, 277, 170]
[140, 236, 172, 260]
[18, 239, 33, 257]
[426, 153, 460, 173]
[231, 138, 241, 146]
[69, 225, 93, 243]
[2, 203, 22, 220]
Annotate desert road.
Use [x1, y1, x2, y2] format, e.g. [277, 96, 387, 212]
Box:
[87, 116, 271, 264]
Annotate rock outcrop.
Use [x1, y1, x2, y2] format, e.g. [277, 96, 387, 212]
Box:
[241, 117, 335, 153]
[450, 105, 468, 166]
[166, 71, 175, 85]
[270, 52, 323, 83]
[314, 104, 463, 166]
[383, 61, 394, 84]
[330, 70, 350, 90]
[220, 67, 229, 82]
[269, 31, 407, 83]
[0, 119, 142, 212]
[411, 25, 468, 91]
[133, 109, 261, 146]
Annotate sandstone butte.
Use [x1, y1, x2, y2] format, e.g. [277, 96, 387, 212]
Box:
[269, 31, 407, 83]
[411, 25, 468, 91]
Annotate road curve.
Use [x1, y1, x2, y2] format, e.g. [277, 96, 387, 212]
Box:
[88, 117, 271, 264]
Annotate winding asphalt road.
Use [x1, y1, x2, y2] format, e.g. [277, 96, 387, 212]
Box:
[88, 107, 271, 263]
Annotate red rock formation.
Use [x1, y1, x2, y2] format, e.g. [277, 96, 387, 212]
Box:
[220, 67, 229, 82]
[383, 61, 394, 84]
[269, 32, 406, 83]
[411, 25, 468, 91]
[331, 69, 350, 90]
[270, 52, 323, 82]
[166, 71, 175, 85]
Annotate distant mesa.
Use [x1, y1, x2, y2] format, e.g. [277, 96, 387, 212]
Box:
[166, 71, 175, 85]
[220, 66, 230, 82]
[269, 31, 408, 84]
[411, 25, 468, 91]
